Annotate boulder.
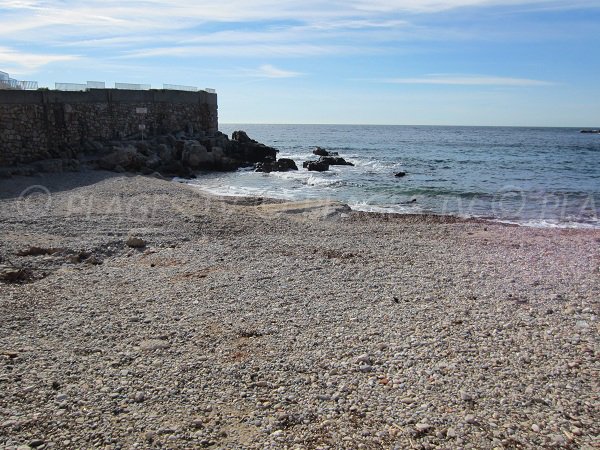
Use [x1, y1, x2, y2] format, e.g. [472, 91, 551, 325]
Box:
[231, 130, 254, 144]
[276, 158, 298, 171]
[98, 145, 146, 171]
[303, 160, 330, 172]
[395, 171, 407, 177]
[320, 156, 354, 166]
[157, 144, 174, 162]
[255, 158, 298, 173]
[181, 141, 210, 169]
[157, 160, 193, 178]
[313, 147, 338, 157]
[126, 236, 147, 248]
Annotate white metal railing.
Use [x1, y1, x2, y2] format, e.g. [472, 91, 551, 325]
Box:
[0, 70, 38, 90]
[55, 82, 87, 91]
[205, 88, 216, 93]
[87, 81, 105, 89]
[115, 82, 151, 90]
[163, 84, 198, 92]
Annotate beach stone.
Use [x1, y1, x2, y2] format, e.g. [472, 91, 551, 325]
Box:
[139, 339, 169, 351]
[459, 390, 474, 401]
[355, 354, 372, 365]
[126, 236, 147, 248]
[415, 423, 432, 433]
[465, 414, 477, 424]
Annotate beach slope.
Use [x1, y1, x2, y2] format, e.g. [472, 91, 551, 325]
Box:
[0, 174, 598, 449]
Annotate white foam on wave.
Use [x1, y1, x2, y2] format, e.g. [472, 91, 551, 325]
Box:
[349, 201, 419, 214]
[493, 218, 600, 229]
[266, 170, 344, 188]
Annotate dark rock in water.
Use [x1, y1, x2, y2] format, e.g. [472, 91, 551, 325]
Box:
[313, 147, 339, 157]
[580, 129, 600, 134]
[395, 171, 407, 177]
[229, 130, 278, 164]
[276, 158, 298, 171]
[255, 158, 298, 173]
[320, 156, 354, 166]
[303, 160, 330, 172]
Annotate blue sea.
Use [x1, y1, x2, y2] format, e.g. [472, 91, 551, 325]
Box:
[189, 124, 600, 228]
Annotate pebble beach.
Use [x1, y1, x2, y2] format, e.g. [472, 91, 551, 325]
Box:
[0, 172, 598, 449]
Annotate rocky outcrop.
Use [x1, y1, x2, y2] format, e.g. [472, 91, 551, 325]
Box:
[319, 156, 354, 166]
[303, 160, 330, 172]
[1, 130, 280, 179]
[255, 158, 298, 173]
[303, 147, 354, 171]
[395, 171, 407, 177]
[313, 147, 339, 157]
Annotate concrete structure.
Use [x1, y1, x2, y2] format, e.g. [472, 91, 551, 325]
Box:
[0, 89, 218, 166]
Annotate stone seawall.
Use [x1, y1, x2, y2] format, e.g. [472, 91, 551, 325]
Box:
[0, 89, 218, 166]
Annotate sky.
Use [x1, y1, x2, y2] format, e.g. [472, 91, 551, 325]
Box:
[0, 0, 599, 126]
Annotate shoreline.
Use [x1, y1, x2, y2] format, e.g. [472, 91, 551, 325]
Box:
[1, 171, 599, 449]
[187, 179, 599, 230]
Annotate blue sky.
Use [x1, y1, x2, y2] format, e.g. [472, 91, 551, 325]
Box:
[1, 0, 599, 126]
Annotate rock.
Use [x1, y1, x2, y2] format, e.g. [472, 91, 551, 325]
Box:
[0, 267, 34, 284]
[276, 158, 298, 171]
[181, 141, 210, 169]
[571, 426, 583, 436]
[85, 255, 103, 265]
[355, 354, 372, 365]
[99, 145, 145, 171]
[319, 156, 354, 166]
[395, 171, 407, 177]
[446, 427, 457, 438]
[157, 144, 174, 162]
[139, 339, 170, 351]
[303, 160, 330, 172]
[157, 160, 193, 178]
[313, 147, 338, 157]
[16, 246, 62, 257]
[255, 158, 298, 173]
[415, 423, 432, 433]
[28, 439, 45, 448]
[126, 236, 147, 248]
[531, 424, 540, 432]
[231, 130, 253, 144]
[134, 391, 146, 403]
[459, 390, 474, 402]
[464, 414, 477, 424]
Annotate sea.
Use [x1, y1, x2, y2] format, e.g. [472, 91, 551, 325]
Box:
[188, 124, 600, 229]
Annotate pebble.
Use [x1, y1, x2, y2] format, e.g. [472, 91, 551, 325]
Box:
[465, 414, 477, 424]
[0, 174, 597, 450]
[459, 390, 474, 401]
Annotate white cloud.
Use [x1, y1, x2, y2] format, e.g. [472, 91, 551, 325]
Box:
[251, 64, 304, 78]
[0, 46, 78, 73]
[383, 74, 556, 86]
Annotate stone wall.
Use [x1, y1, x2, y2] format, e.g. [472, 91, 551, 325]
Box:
[0, 89, 218, 166]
